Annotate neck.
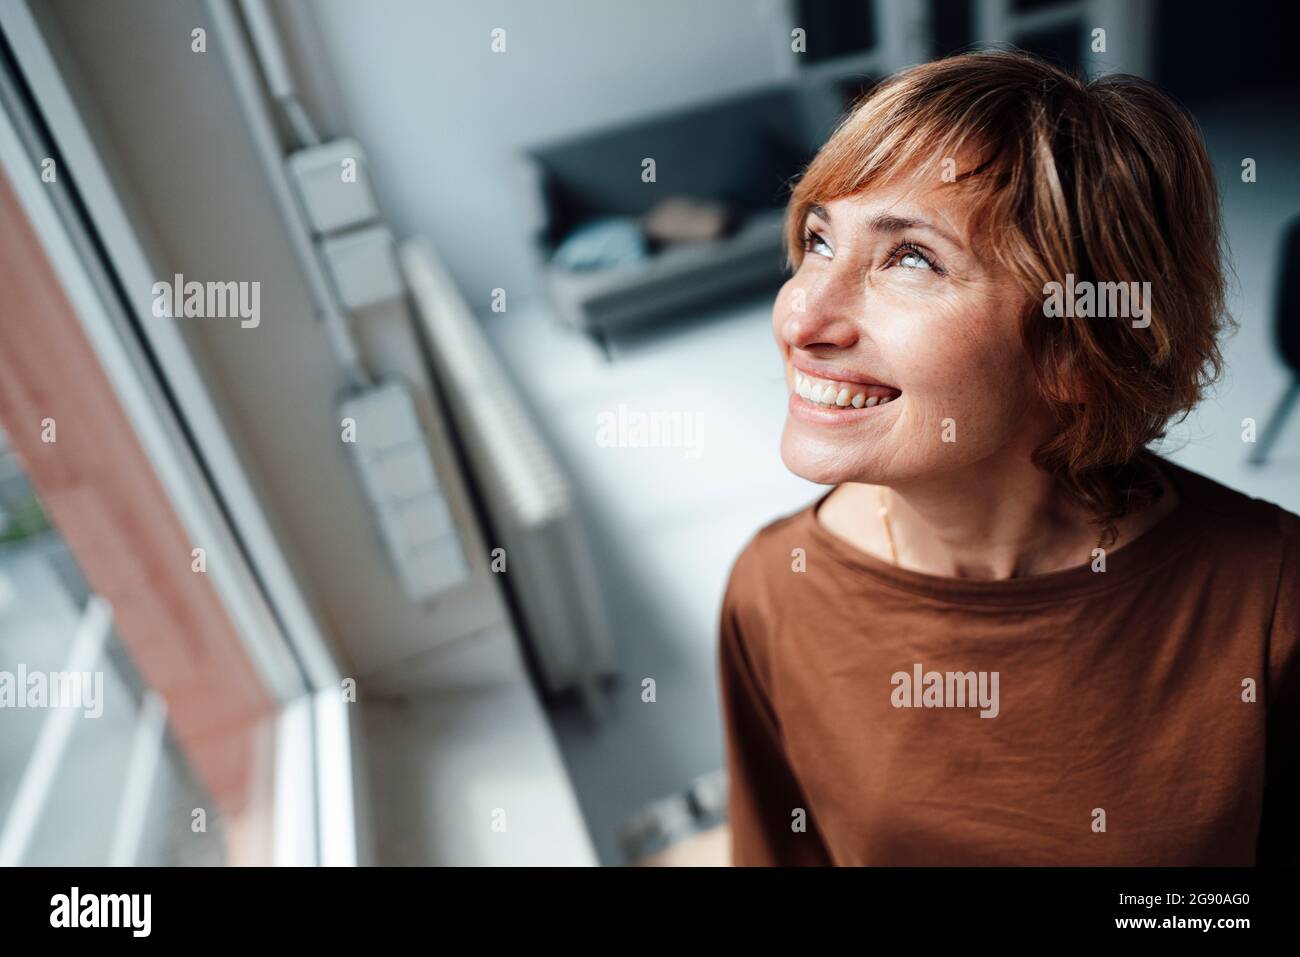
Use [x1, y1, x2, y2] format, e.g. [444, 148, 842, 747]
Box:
[879, 453, 1104, 579]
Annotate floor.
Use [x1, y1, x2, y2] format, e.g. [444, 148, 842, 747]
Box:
[484, 91, 1300, 866]
[359, 622, 597, 866]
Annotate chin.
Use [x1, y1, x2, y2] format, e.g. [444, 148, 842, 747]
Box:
[780, 425, 875, 486]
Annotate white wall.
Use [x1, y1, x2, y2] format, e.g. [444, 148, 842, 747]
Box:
[279, 0, 796, 314]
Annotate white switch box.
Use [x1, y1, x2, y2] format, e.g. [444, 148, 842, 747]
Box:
[287, 138, 380, 236]
[341, 380, 469, 601]
[394, 495, 457, 541]
[369, 447, 438, 500]
[320, 225, 405, 312]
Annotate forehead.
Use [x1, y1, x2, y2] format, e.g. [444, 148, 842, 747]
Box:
[810, 133, 995, 221]
[812, 178, 974, 247]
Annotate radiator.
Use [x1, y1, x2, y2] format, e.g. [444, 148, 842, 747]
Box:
[400, 239, 616, 697]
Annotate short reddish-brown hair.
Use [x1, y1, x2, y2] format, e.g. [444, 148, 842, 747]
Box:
[785, 51, 1230, 542]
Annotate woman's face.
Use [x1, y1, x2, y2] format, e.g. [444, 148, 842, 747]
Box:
[773, 176, 1048, 487]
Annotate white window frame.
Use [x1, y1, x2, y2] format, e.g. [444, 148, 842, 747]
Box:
[0, 0, 361, 867]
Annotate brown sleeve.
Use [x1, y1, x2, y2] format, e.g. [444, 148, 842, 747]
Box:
[1258, 510, 1300, 864]
[718, 559, 833, 866]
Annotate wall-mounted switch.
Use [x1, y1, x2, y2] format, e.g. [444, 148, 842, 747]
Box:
[340, 379, 468, 601]
[320, 225, 405, 311]
[286, 138, 380, 236]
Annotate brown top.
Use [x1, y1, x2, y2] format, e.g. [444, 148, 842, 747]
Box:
[717, 457, 1300, 865]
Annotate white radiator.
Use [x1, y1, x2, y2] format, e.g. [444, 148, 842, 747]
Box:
[400, 239, 615, 696]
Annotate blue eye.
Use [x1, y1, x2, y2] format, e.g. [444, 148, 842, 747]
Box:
[889, 242, 941, 274]
[802, 228, 833, 258]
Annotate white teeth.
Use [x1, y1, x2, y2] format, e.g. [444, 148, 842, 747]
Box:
[793, 369, 898, 409]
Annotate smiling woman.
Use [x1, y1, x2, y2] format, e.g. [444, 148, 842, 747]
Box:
[776, 50, 1228, 545]
[718, 51, 1300, 867]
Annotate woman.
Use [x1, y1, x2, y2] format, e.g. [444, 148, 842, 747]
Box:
[718, 51, 1299, 866]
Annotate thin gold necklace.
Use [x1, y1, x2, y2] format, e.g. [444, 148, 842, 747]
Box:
[876, 485, 900, 565]
[875, 486, 1108, 567]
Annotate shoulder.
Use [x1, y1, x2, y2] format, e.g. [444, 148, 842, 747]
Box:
[1163, 457, 1298, 543]
[1161, 457, 1300, 686]
[723, 498, 821, 606]
[718, 495, 824, 660]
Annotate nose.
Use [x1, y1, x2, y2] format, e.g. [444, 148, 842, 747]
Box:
[777, 273, 861, 353]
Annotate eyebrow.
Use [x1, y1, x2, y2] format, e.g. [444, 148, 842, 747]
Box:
[806, 203, 963, 248]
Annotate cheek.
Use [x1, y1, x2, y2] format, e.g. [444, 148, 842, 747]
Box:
[885, 296, 1036, 432]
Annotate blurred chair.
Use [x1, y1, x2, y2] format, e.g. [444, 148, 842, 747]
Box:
[518, 84, 845, 339]
[1249, 215, 1300, 466]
